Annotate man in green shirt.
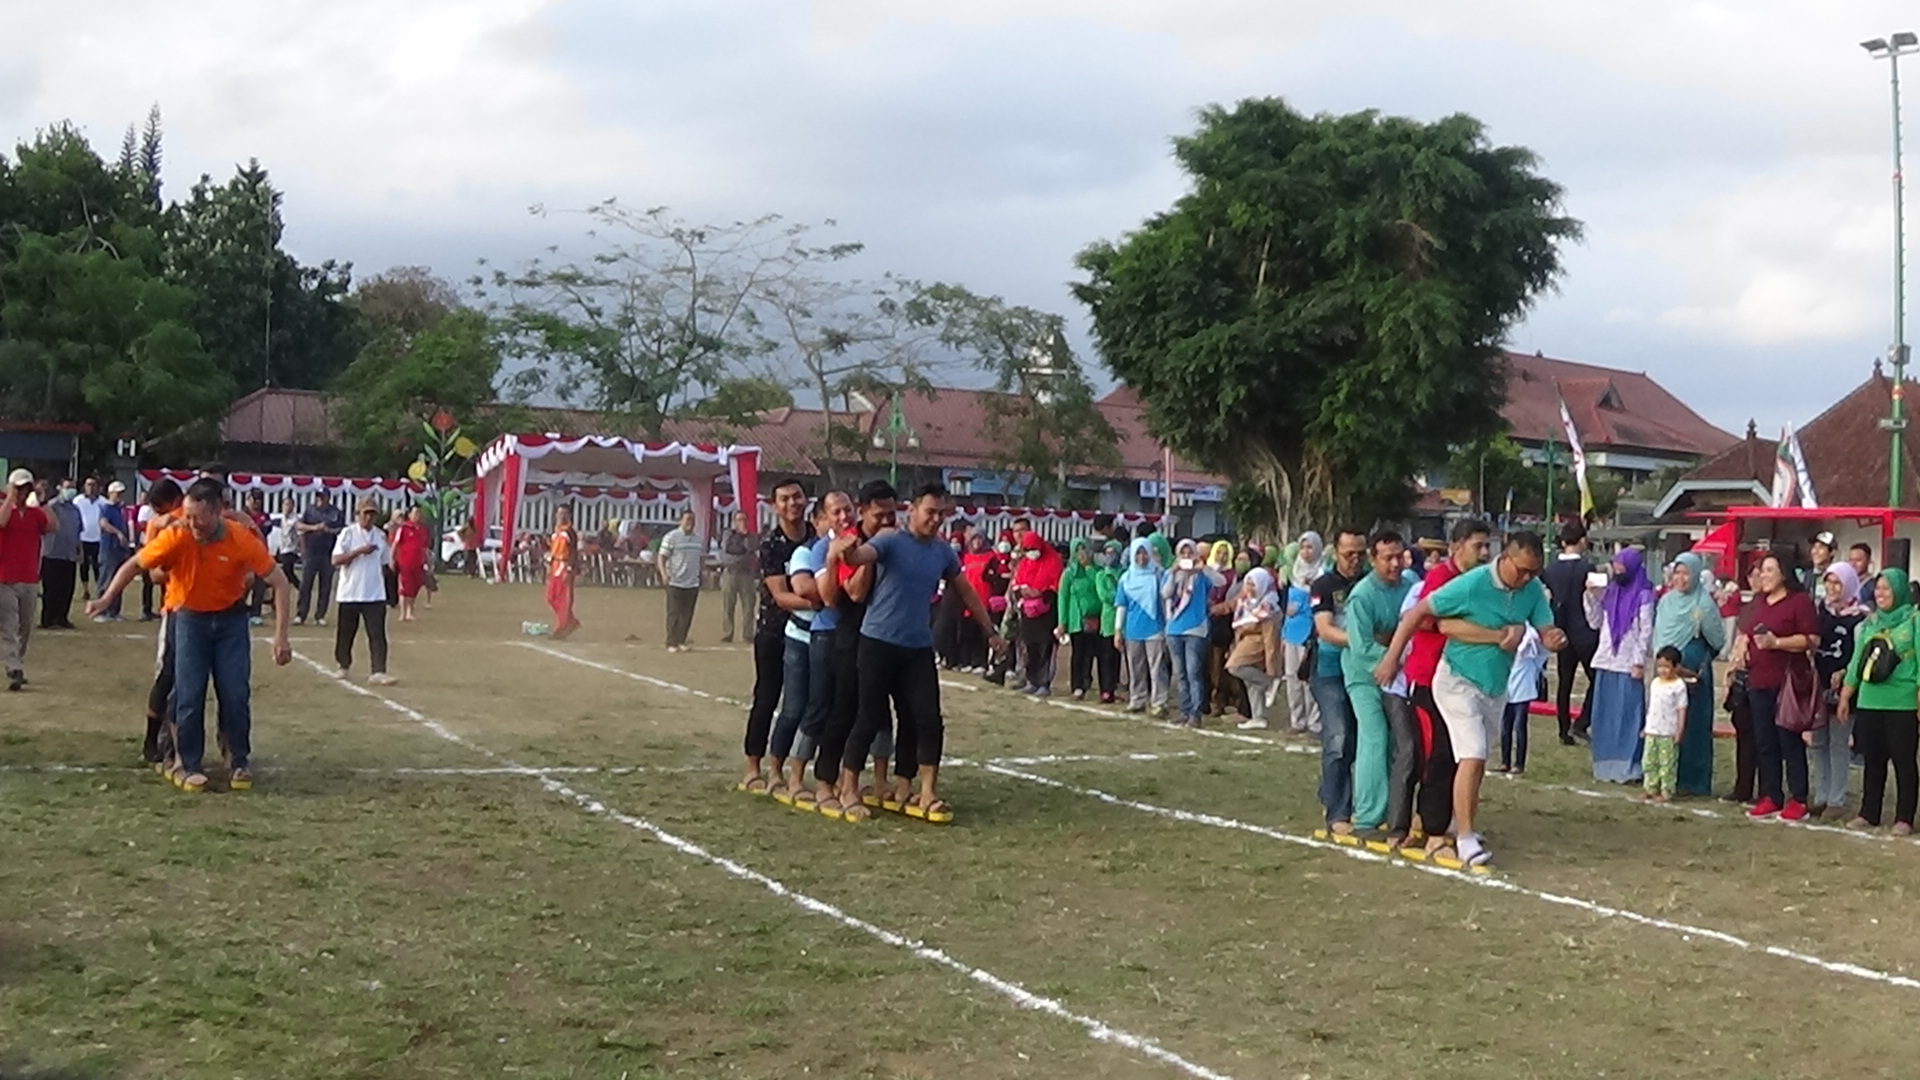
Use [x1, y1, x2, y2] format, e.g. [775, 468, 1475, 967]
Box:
[1376, 531, 1566, 867]
[1340, 530, 1411, 836]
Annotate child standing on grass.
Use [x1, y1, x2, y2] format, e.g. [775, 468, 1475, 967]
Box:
[1497, 624, 1545, 774]
[1643, 645, 1689, 802]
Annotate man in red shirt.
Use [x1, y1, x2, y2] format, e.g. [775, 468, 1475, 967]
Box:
[1387, 517, 1491, 853]
[0, 468, 57, 691]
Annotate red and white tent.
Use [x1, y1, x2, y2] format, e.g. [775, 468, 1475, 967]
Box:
[138, 470, 427, 498]
[473, 435, 760, 579]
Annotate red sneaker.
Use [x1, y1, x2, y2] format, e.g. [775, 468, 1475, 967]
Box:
[1780, 800, 1809, 821]
[1748, 797, 1781, 818]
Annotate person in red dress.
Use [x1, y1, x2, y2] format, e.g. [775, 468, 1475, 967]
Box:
[390, 505, 431, 622]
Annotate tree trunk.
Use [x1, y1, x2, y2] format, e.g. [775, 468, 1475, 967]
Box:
[1239, 442, 1341, 544]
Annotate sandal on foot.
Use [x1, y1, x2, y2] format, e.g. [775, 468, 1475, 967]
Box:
[903, 798, 954, 824]
[839, 801, 873, 823]
[733, 776, 771, 796]
[170, 767, 207, 793]
[771, 786, 796, 807]
[229, 767, 253, 792]
[791, 788, 818, 812]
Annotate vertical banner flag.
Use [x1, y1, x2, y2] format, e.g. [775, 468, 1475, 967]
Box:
[1769, 425, 1798, 509]
[1786, 423, 1818, 508]
[1556, 391, 1594, 519]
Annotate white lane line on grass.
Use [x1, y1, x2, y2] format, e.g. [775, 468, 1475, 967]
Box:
[939, 678, 980, 693]
[516, 642, 748, 708]
[980, 762, 1920, 993]
[286, 649, 1235, 1080]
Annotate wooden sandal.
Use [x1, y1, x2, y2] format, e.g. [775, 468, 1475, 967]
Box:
[733, 775, 771, 796]
[902, 798, 954, 824]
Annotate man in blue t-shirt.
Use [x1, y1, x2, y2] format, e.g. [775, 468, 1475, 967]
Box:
[832, 483, 1002, 822]
[767, 491, 853, 803]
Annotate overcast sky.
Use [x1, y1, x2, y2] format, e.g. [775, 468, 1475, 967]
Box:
[3, 1, 1915, 437]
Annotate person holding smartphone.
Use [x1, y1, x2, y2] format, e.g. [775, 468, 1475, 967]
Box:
[1740, 553, 1820, 820]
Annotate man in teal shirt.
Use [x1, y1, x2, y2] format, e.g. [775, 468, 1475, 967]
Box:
[1376, 531, 1565, 868]
[1341, 531, 1412, 835]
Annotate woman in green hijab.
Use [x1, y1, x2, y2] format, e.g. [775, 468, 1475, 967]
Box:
[1839, 567, 1920, 832]
[1059, 538, 1105, 701]
[1094, 539, 1124, 701]
[1653, 551, 1727, 796]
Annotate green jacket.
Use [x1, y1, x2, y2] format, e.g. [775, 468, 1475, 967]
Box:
[1059, 539, 1104, 634]
[1845, 600, 1920, 712]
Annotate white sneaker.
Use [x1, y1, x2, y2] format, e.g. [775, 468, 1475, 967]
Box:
[367, 673, 398, 687]
[1236, 718, 1270, 730]
[1264, 680, 1282, 709]
[315, 617, 327, 627]
[91, 614, 112, 623]
[332, 668, 349, 680]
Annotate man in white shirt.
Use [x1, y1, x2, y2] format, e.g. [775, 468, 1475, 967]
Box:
[74, 476, 106, 598]
[659, 510, 706, 651]
[331, 500, 396, 685]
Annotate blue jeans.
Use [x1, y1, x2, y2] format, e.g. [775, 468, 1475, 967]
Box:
[1311, 675, 1356, 825]
[173, 607, 253, 773]
[1809, 713, 1852, 810]
[770, 635, 811, 761]
[795, 630, 836, 762]
[100, 548, 127, 619]
[1168, 633, 1209, 720]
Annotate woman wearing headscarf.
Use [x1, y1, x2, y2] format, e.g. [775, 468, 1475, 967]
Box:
[1059, 538, 1105, 701]
[1011, 532, 1065, 696]
[1839, 567, 1920, 833]
[1654, 551, 1728, 796]
[1292, 532, 1327, 589]
[1162, 538, 1225, 727]
[1114, 537, 1169, 715]
[1225, 568, 1285, 728]
[1583, 547, 1656, 782]
[954, 531, 998, 673]
[1205, 541, 1245, 718]
[1275, 538, 1322, 734]
[1094, 539, 1124, 702]
[1809, 562, 1869, 816]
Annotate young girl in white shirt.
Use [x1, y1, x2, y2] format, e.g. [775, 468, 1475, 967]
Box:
[1643, 645, 1689, 802]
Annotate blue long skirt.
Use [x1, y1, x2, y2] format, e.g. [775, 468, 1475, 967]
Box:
[1589, 669, 1646, 783]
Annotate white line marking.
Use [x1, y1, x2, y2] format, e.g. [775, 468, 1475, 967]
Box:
[980, 762, 1920, 993]
[515, 642, 748, 707]
[0, 764, 723, 777]
[939, 678, 980, 693]
[287, 649, 1234, 1079]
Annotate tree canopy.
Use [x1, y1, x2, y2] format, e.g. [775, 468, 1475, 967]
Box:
[1075, 98, 1580, 534]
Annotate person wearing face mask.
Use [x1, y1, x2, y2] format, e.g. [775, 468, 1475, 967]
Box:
[1059, 538, 1105, 701]
[36, 479, 82, 631]
[1162, 538, 1225, 726]
[952, 531, 996, 673]
[1204, 541, 1245, 719]
[933, 527, 970, 670]
[984, 531, 1020, 685]
[1093, 539, 1124, 702]
[1011, 531, 1065, 696]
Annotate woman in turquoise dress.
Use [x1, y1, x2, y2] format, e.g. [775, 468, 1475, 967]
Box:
[1655, 552, 1727, 796]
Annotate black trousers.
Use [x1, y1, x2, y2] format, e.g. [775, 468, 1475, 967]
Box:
[954, 616, 987, 670]
[934, 592, 963, 666]
[140, 570, 157, 619]
[1750, 687, 1809, 805]
[297, 557, 334, 620]
[79, 540, 100, 591]
[1555, 641, 1596, 737]
[1410, 685, 1456, 838]
[745, 629, 786, 758]
[815, 623, 868, 783]
[333, 601, 389, 674]
[1727, 690, 1759, 801]
[845, 636, 941, 778]
[1096, 635, 1121, 696]
[1855, 707, 1919, 826]
[144, 614, 177, 762]
[664, 586, 698, 647]
[1069, 631, 1100, 693]
[38, 558, 76, 628]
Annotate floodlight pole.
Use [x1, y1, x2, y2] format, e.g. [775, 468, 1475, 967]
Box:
[1866, 34, 1917, 506]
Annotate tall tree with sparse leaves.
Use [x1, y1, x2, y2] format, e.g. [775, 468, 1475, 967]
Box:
[1074, 98, 1579, 534]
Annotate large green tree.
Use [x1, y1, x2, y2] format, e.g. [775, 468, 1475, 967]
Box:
[1074, 98, 1580, 533]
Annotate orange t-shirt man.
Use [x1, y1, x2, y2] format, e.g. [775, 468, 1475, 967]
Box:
[549, 529, 574, 578]
[138, 520, 276, 614]
[145, 507, 257, 613]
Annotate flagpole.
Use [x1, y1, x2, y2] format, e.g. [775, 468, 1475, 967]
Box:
[1544, 430, 1557, 543]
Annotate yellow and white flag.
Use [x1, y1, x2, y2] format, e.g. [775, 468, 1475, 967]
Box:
[1557, 393, 1594, 519]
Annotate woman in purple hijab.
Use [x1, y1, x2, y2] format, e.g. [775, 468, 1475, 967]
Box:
[1582, 547, 1657, 782]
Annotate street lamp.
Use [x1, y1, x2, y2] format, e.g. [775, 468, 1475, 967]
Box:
[1864, 31, 1918, 505]
[871, 393, 919, 487]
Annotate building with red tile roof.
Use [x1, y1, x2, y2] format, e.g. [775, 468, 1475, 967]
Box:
[1499, 350, 1738, 483]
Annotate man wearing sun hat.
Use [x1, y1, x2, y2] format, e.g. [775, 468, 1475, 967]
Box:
[0, 468, 56, 691]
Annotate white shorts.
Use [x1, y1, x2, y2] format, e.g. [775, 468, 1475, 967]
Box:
[1431, 657, 1506, 763]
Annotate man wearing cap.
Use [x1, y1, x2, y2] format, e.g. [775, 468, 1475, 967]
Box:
[89, 478, 293, 792]
[0, 468, 56, 691]
[331, 500, 397, 686]
[91, 481, 133, 622]
[73, 476, 109, 599]
[295, 490, 345, 626]
[1804, 532, 1837, 594]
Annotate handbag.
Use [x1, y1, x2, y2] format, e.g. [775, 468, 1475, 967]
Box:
[1861, 635, 1901, 684]
[1772, 659, 1823, 733]
[1296, 636, 1319, 682]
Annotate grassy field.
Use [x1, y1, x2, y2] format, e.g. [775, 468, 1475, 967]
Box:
[5, 577, 1920, 1079]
